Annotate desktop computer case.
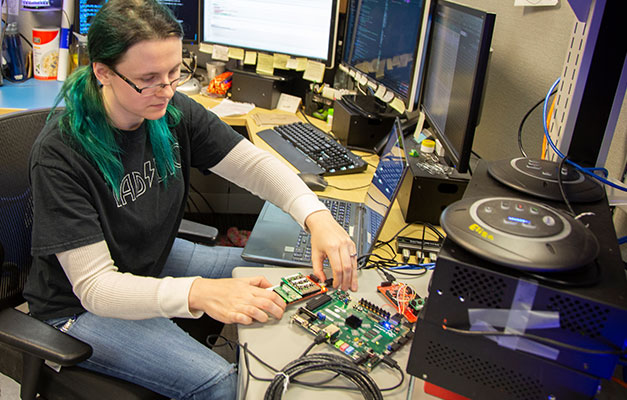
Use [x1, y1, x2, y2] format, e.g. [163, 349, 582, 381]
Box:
[231, 72, 281, 110]
[332, 97, 395, 152]
[407, 162, 627, 400]
[397, 138, 469, 225]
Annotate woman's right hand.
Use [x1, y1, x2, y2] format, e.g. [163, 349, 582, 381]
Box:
[188, 276, 286, 325]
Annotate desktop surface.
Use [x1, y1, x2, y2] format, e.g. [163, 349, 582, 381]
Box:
[0, 79, 63, 111]
[232, 266, 439, 400]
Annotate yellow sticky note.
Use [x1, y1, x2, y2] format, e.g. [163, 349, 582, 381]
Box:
[256, 53, 275, 76]
[244, 51, 257, 65]
[228, 47, 245, 60]
[302, 60, 325, 83]
[286, 58, 298, 70]
[273, 53, 289, 70]
[199, 43, 213, 54]
[389, 97, 407, 114]
[295, 58, 308, 71]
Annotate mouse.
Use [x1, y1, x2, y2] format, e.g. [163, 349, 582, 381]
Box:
[298, 173, 328, 191]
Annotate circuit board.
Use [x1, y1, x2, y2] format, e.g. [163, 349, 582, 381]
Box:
[291, 290, 414, 371]
[377, 283, 426, 323]
[271, 272, 327, 305]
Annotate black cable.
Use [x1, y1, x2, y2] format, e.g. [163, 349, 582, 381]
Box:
[264, 353, 383, 400]
[327, 183, 371, 191]
[189, 182, 215, 213]
[423, 222, 445, 240]
[419, 225, 426, 262]
[442, 324, 627, 356]
[518, 90, 557, 157]
[186, 193, 201, 214]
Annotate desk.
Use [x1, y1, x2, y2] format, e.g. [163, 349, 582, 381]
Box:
[232, 267, 440, 400]
[0, 79, 63, 114]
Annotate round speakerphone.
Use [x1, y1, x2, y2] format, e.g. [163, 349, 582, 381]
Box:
[487, 157, 604, 202]
[440, 197, 599, 272]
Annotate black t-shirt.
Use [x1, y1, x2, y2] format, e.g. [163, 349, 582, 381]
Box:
[24, 92, 243, 321]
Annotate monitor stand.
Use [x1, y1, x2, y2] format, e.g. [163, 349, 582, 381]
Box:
[487, 157, 604, 203]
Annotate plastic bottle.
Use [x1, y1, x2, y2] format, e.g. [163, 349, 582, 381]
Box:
[419, 139, 438, 163]
[327, 107, 334, 127]
[3, 22, 27, 81]
[416, 138, 450, 175]
[69, 33, 89, 74]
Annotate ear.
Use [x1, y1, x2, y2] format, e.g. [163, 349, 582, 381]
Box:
[92, 62, 113, 85]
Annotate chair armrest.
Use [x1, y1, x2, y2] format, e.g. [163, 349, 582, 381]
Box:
[178, 218, 218, 245]
[0, 308, 92, 366]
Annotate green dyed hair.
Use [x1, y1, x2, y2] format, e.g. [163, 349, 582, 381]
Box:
[51, 0, 185, 196]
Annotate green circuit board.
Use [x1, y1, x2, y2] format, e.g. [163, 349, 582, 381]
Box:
[291, 290, 414, 371]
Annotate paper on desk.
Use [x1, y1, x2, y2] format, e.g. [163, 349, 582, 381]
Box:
[209, 99, 255, 117]
[514, 0, 558, 6]
[250, 113, 301, 126]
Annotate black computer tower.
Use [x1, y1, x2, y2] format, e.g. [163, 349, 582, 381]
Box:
[406, 161, 627, 400]
[332, 95, 397, 152]
[397, 136, 470, 225]
[231, 71, 281, 109]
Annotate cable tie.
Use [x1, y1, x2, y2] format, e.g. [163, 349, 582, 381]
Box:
[276, 371, 289, 395]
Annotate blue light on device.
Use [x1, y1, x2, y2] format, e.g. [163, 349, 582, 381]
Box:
[508, 216, 531, 224]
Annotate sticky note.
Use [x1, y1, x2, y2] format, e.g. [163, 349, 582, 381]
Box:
[244, 51, 257, 65]
[256, 53, 275, 76]
[389, 97, 406, 114]
[302, 60, 325, 83]
[228, 47, 245, 60]
[273, 53, 289, 70]
[199, 43, 213, 54]
[212, 45, 229, 61]
[295, 58, 308, 71]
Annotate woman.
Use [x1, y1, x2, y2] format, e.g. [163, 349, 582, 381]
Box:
[23, 1, 357, 398]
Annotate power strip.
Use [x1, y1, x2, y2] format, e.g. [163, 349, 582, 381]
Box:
[396, 236, 442, 261]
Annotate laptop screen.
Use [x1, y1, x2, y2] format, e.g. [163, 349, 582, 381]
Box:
[363, 119, 408, 249]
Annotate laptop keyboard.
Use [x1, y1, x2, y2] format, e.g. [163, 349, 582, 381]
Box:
[292, 198, 354, 263]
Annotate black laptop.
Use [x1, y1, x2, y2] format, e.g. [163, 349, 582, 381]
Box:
[241, 118, 408, 267]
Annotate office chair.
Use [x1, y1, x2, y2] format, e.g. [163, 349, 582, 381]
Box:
[0, 108, 219, 400]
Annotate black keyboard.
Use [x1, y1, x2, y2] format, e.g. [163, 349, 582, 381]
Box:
[257, 122, 368, 176]
[292, 198, 354, 263]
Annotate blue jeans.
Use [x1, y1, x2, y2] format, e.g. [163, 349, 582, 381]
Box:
[47, 239, 261, 400]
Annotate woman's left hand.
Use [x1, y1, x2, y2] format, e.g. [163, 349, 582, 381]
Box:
[305, 210, 358, 291]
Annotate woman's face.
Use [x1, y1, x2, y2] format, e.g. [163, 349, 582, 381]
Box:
[97, 36, 183, 130]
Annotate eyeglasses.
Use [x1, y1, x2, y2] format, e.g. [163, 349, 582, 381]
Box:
[111, 67, 192, 95]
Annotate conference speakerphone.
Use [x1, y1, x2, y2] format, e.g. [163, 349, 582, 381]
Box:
[488, 157, 605, 202]
[440, 196, 600, 272]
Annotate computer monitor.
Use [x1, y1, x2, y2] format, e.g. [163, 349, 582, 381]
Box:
[419, 0, 495, 174]
[75, 0, 199, 43]
[200, 0, 339, 68]
[341, 0, 429, 113]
